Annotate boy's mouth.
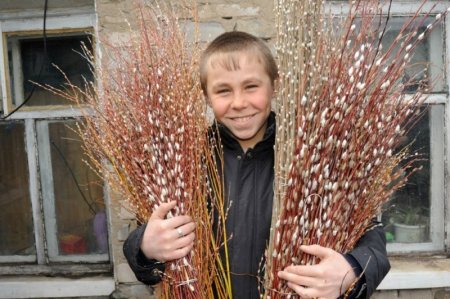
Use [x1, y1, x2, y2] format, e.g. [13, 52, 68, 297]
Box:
[230, 114, 255, 122]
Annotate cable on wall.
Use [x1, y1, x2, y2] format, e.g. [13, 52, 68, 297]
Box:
[1, 0, 49, 120]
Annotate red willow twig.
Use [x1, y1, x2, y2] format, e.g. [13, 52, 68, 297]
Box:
[265, 0, 448, 297]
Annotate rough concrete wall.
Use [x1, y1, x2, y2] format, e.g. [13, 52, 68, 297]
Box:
[95, 0, 275, 44]
[196, 1, 275, 40]
[372, 288, 450, 299]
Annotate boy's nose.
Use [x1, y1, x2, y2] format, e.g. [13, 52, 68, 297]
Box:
[231, 93, 247, 109]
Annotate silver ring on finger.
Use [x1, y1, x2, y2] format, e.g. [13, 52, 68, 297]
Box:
[176, 228, 184, 238]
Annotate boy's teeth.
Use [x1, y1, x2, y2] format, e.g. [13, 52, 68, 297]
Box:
[234, 115, 252, 122]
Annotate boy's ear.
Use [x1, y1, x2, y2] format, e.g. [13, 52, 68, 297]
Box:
[203, 93, 212, 106]
[272, 79, 279, 99]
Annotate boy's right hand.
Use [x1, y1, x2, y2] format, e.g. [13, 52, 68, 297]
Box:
[140, 201, 196, 262]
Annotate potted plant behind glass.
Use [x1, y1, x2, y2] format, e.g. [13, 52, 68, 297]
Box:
[385, 111, 430, 244]
[391, 204, 428, 243]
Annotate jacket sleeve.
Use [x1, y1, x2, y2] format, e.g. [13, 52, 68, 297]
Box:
[122, 223, 165, 285]
[346, 221, 391, 298]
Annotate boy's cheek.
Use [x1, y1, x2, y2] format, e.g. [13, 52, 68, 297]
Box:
[208, 98, 224, 112]
[210, 105, 226, 118]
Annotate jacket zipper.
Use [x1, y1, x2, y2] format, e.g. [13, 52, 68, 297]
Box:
[249, 151, 257, 298]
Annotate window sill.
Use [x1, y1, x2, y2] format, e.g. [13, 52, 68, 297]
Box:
[0, 263, 111, 276]
[378, 256, 450, 290]
[0, 276, 115, 298]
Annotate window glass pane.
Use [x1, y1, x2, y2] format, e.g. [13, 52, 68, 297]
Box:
[0, 122, 35, 255]
[7, 33, 93, 106]
[383, 108, 430, 243]
[49, 121, 108, 255]
[332, 15, 444, 93]
[381, 17, 444, 93]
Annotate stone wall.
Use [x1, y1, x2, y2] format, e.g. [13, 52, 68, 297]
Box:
[95, 0, 275, 45]
[372, 289, 450, 299]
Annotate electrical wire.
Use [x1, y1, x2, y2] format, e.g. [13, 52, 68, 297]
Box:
[51, 139, 97, 216]
[1, 0, 49, 119]
[1, 0, 99, 217]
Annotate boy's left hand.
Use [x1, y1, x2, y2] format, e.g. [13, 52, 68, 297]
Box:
[278, 244, 357, 299]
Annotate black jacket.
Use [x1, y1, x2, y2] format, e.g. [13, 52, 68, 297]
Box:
[123, 112, 390, 298]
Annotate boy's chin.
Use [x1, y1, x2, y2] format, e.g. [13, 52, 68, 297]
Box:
[229, 129, 257, 141]
[226, 120, 268, 147]
[230, 130, 262, 147]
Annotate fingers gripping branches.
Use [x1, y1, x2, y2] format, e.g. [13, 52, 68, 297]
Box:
[265, 0, 448, 297]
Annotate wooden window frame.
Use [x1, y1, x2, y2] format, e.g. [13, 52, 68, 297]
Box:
[0, 6, 110, 267]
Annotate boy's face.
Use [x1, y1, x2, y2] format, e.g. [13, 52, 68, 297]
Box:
[205, 53, 274, 150]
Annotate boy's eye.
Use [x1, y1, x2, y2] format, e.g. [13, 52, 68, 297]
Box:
[217, 89, 230, 94]
[246, 84, 258, 90]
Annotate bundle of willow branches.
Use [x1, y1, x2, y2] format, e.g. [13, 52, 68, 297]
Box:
[44, 3, 231, 299]
[265, 0, 447, 296]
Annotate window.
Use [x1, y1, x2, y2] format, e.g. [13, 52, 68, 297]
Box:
[0, 121, 34, 258]
[39, 120, 108, 262]
[380, 17, 445, 93]
[328, 0, 450, 291]
[7, 33, 93, 107]
[0, 7, 109, 269]
[378, 16, 446, 253]
[0, 118, 109, 264]
[328, 1, 447, 254]
[382, 105, 445, 253]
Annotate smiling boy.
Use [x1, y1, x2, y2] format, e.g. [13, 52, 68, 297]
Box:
[202, 45, 275, 151]
[124, 31, 390, 299]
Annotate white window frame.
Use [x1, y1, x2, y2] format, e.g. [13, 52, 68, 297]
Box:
[6, 31, 94, 108]
[0, 8, 109, 264]
[0, 6, 113, 298]
[0, 7, 95, 116]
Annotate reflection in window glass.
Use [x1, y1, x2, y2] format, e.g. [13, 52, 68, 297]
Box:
[49, 121, 107, 255]
[383, 108, 430, 243]
[7, 34, 93, 106]
[0, 122, 35, 255]
[333, 15, 445, 93]
[381, 17, 444, 93]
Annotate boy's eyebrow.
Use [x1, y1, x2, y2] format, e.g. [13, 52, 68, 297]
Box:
[242, 78, 263, 84]
[210, 82, 231, 90]
[210, 76, 265, 89]
[211, 78, 263, 90]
